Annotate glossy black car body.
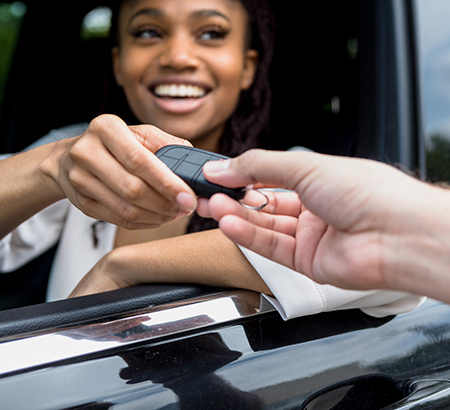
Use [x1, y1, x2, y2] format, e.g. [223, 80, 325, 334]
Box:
[1, 0, 450, 409]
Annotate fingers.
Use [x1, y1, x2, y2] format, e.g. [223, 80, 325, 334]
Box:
[202, 149, 400, 231]
[199, 192, 300, 237]
[65, 168, 177, 229]
[198, 190, 302, 221]
[218, 214, 297, 271]
[61, 115, 198, 228]
[129, 123, 192, 152]
[69, 132, 184, 217]
[203, 149, 325, 190]
[86, 115, 197, 212]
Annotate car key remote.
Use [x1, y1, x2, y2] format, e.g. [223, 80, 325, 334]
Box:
[155, 145, 246, 200]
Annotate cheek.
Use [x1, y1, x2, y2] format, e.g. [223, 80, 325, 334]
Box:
[208, 51, 246, 112]
[118, 49, 150, 87]
[211, 52, 246, 89]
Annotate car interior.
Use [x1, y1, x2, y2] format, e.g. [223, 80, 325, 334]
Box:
[0, 0, 412, 336]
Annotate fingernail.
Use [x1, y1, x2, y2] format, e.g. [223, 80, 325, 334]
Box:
[203, 159, 230, 175]
[176, 192, 197, 213]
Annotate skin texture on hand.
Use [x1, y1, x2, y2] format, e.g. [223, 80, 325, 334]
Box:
[46, 115, 198, 229]
[0, 115, 199, 239]
[197, 149, 450, 303]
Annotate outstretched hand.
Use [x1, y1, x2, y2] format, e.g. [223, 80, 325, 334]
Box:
[49, 115, 197, 229]
[197, 149, 450, 299]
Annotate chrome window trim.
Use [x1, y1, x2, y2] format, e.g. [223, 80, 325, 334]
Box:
[0, 290, 269, 377]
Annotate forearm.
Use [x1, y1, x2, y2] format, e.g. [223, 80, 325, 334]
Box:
[70, 229, 273, 297]
[0, 141, 67, 238]
[382, 182, 450, 302]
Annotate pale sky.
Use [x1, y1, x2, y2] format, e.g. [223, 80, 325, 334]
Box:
[415, 0, 450, 136]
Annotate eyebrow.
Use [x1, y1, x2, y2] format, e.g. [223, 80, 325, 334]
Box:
[129, 8, 231, 24]
[129, 8, 163, 23]
[190, 10, 232, 23]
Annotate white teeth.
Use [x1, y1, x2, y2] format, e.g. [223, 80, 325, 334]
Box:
[154, 84, 207, 98]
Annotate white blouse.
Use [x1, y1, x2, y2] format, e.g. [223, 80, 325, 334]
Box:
[0, 124, 425, 318]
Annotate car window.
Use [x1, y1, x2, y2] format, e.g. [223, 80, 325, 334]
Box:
[0, 0, 362, 312]
[415, 0, 450, 183]
[0, 1, 26, 123]
[0, 3, 114, 154]
[80, 5, 112, 41]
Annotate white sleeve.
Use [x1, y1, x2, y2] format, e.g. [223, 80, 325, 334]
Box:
[0, 123, 88, 273]
[239, 246, 425, 320]
[0, 200, 70, 272]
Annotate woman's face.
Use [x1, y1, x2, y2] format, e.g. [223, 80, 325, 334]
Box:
[113, 0, 258, 151]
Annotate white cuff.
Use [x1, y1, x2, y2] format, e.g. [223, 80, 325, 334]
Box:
[239, 247, 425, 320]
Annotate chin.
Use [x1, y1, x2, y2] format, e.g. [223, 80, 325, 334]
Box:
[154, 122, 219, 148]
[159, 126, 199, 142]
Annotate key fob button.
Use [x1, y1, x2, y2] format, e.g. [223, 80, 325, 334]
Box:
[156, 145, 245, 200]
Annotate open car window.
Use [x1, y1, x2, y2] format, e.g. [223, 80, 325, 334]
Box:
[415, 0, 450, 183]
[4, 2, 450, 409]
[0, 0, 364, 312]
[0, 2, 27, 123]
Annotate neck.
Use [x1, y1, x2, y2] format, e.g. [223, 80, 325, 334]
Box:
[191, 124, 225, 153]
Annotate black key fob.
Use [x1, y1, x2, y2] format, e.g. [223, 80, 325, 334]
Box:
[155, 145, 245, 200]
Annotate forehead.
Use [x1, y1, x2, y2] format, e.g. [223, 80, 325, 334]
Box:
[120, 0, 247, 22]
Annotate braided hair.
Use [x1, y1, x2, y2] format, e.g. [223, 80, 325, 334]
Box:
[188, 0, 276, 232]
[103, 0, 276, 233]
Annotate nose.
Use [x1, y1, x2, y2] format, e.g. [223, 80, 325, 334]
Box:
[158, 33, 200, 71]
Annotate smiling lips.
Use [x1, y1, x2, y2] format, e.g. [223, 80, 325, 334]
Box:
[149, 82, 210, 114]
[153, 84, 207, 99]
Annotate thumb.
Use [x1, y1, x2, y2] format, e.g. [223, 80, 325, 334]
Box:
[203, 149, 326, 191]
[129, 124, 192, 153]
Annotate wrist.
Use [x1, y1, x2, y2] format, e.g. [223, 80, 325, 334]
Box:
[98, 247, 138, 289]
[382, 182, 450, 301]
[37, 139, 73, 203]
[69, 248, 136, 298]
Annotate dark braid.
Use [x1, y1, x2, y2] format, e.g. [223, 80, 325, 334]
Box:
[220, 0, 275, 157]
[187, 0, 276, 233]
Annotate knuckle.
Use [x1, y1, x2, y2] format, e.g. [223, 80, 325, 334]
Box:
[123, 148, 145, 173]
[76, 196, 96, 215]
[267, 234, 280, 260]
[69, 141, 88, 163]
[241, 149, 263, 163]
[120, 178, 143, 201]
[88, 115, 107, 133]
[159, 213, 177, 224]
[67, 168, 84, 190]
[239, 149, 263, 172]
[90, 114, 121, 131]
[122, 221, 140, 230]
[117, 202, 140, 224]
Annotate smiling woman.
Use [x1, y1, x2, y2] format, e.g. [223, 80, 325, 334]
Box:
[104, 0, 275, 235]
[112, 0, 258, 153]
[0, 0, 278, 303]
[0, 0, 423, 323]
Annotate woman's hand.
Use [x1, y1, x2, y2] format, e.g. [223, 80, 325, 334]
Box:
[44, 114, 198, 229]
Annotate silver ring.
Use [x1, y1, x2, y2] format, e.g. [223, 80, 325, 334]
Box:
[239, 189, 269, 211]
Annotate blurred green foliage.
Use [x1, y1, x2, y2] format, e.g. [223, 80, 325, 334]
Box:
[426, 132, 450, 183]
[0, 2, 26, 119]
[80, 6, 112, 40]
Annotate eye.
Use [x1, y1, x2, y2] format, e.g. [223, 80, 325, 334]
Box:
[198, 26, 229, 41]
[131, 25, 163, 40]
